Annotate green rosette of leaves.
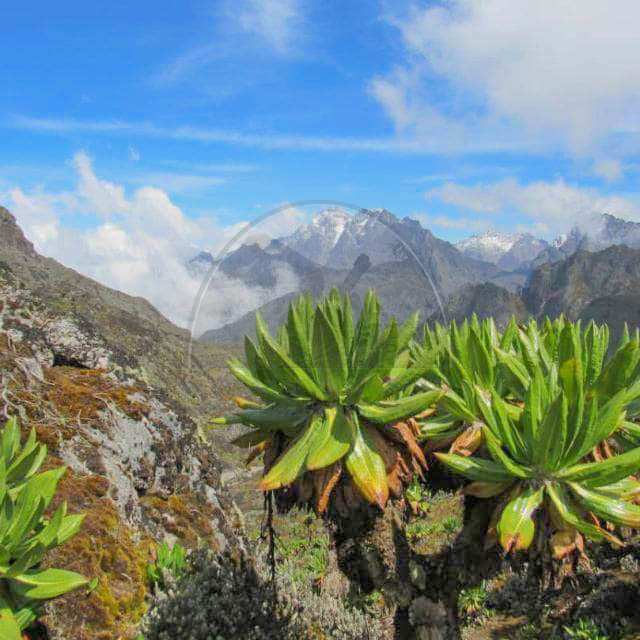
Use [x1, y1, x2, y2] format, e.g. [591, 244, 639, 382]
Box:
[212, 288, 442, 512]
[435, 322, 640, 557]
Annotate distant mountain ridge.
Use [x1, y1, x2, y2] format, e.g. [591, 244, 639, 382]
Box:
[199, 209, 508, 342]
[198, 209, 640, 343]
[455, 231, 549, 271]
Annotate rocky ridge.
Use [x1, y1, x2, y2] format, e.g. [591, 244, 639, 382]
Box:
[0, 208, 245, 639]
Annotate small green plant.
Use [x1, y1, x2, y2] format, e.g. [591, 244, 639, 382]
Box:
[442, 515, 462, 536]
[0, 416, 87, 639]
[562, 617, 608, 640]
[404, 474, 431, 514]
[517, 622, 541, 640]
[457, 583, 489, 622]
[405, 519, 438, 540]
[146, 542, 187, 590]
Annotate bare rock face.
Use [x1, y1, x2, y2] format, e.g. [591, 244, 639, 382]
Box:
[522, 245, 640, 343]
[429, 282, 527, 330]
[0, 225, 245, 639]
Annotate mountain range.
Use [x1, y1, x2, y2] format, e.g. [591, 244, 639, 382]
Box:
[198, 209, 640, 343]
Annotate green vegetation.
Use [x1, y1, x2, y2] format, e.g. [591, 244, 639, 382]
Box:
[146, 542, 187, 591]
[213, 288, 441, 511]
[457, 582, 490, 622]
[432, 318, 640, 556]
[404, 474, 431, 515]
[0, 417, 88, 639]
[563, 617, 609, 640]
[213, 290, 640, 637]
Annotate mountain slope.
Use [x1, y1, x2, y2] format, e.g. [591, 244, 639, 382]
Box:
[0, 207, 245, 639]
[523, 245, 640, 340]
[429, 282, 527, 329]
[0, 206, 238, 420]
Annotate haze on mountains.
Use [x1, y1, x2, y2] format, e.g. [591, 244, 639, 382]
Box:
[197, 207, 640, 344]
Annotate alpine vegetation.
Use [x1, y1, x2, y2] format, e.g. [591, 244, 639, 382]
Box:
[213, 288, 442, 511]
[421, 317, 640, 557]
[0, 417, 88, 639]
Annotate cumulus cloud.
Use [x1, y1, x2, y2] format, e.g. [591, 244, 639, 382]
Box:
[426, 178, 640, 236]
[374, 0, 640, 152]
[3, 152, 304, 333]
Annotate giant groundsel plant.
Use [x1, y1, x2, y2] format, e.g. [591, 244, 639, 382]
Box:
[432, 319, 640, 556]
[411, 315, 522, 455]
[213, 289, 441, 511]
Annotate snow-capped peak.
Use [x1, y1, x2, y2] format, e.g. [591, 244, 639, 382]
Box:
[277, 208, 398, 269]
[456, 231, 525, 255]
[294, 208, 352, 248]
[455, 231, 549, 270]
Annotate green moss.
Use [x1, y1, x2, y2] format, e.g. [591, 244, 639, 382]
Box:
[41, 464, 152, 640]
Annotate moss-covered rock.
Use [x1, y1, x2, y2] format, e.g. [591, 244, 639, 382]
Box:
[0, 266, 245, 640]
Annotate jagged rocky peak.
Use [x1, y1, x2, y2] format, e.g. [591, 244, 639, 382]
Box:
[186, 250, 215, 277]
[280, 208, 400, 269]
[552, 212, 640, 253]
[456, 230, 549, 271]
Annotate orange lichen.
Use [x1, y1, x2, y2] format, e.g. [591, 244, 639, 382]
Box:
[43, 366, 148, 431]
[141, 492, 221, 550]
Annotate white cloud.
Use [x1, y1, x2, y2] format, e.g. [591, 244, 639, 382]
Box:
[234, 0, 302, 54]
[11, 115, 512, 154]
[426, 178, 640, 235]
[416, 213, 490, 232]
[592, 159, 624, 183]
[153, 0, 304, 87]
[128, 146, 140, 162]
[73, 151, 128, 217]
[4, 153, 302, 333]
[374, 0, 640, 152]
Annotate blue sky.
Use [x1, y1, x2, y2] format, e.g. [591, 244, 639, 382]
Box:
[3, 0, 640, 327]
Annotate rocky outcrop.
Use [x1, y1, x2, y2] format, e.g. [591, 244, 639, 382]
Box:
[0, 229, 245, 639]
[429, 282, 527, 330]
[523, 246, 640, 319]
[0, 206, 240, 422]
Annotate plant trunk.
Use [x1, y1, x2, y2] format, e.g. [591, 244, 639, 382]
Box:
[328, 499, 455, 640]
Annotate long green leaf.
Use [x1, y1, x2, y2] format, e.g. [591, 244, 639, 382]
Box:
[344, 413, 388, 508]
[558, 446, 640, 487]
[259, 416, 319, 490]
[496, 485, 543, 551]
[357, 390, 442, 424]
[434, 452, 514, 483]
[545, 482, 618, 544]
[569, 481, 640, 528]
[306, 405, 352, 470]
[10, 567, 88, 599]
